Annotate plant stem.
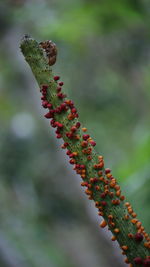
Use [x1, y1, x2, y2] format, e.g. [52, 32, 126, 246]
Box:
[20, 35, 150, 267]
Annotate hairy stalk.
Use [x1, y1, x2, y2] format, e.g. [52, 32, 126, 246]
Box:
[20, 35, 150, 267]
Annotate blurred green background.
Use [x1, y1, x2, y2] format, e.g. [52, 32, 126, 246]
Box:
[0, 0, 150, 266]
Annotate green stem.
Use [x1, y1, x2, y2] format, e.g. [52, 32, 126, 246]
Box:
[20, 35, 150, 267]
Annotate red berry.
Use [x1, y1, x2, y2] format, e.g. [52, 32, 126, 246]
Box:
[143, 259, 150, 267]
[66, 132, 73, 139]
[66, 150, 71, 155]
[47, 103, 52, 109]
[42, 91, 47, 96]
[105, 168, 111, 174]
[101, 201, 107, 206]
[57, 92, 65, 99]
[54, 76, 60, 81]
[101, 193, 106, 199]
[71, 126, 77, 132]
[44, 112, 51, 118]
[83, 134, 90, 140]
[55, 122, 63, 128]
[90, 140, 96, 146]
[133, 257, 143, 265]
[71, 108, 76, 113]
[60, 103, 67, 110]
[76, 122, 81, 128]
[56, 134, 62, 139]
[41, 84, 48, 90]
[69, 159, 75, 165]
[81, 141, 88, 147]
[42, 101, 48, 108]
[50, 119, 56, 128]
[62, 142, 69, 148]
[55, 128, 60, 134]
[59, 82, 64, 86]
[80, 165, 85, 169]
[55, 107, 61, 114]
[75, 164, 79, 169]
[134, 233, 143, 242]
[44, 110, 54, 118]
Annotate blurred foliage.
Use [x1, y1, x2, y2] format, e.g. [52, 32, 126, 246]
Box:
[0, 0, 150, 266]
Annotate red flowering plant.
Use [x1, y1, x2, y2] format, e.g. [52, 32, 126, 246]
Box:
[20, 35, 150, 267]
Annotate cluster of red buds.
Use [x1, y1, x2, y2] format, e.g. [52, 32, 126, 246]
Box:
[39, 75, 150, 267]
[21, 36, 150, 267]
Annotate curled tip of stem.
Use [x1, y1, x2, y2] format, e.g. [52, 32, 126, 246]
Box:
[20, 34, 33, 47]
[20, 35, 45, 68]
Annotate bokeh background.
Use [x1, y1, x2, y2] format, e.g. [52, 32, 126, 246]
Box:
[0, 0, 150, 266]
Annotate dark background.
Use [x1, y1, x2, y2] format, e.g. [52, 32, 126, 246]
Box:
[0, 0, 150, 266]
